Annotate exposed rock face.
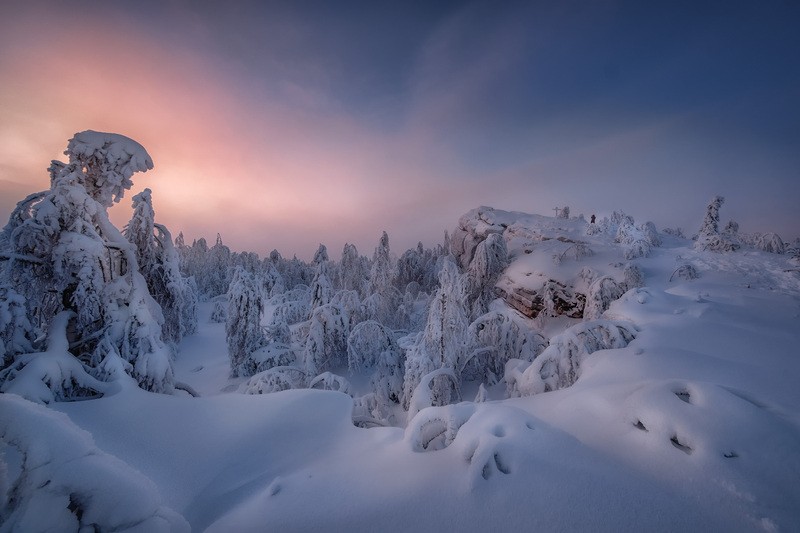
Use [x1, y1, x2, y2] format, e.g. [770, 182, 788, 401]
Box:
[451, 207, 509, 269]
[498, 280, 585, 319]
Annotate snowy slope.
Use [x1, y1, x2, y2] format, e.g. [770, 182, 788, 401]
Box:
[28, 208, 800, 531]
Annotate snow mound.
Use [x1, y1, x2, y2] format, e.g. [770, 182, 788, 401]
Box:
[0, 393, 188, 532]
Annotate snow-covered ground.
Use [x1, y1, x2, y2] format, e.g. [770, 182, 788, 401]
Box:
[5, 208, 800, 532]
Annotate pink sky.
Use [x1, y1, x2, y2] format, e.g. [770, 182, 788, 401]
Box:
[2, 2, 797, 259]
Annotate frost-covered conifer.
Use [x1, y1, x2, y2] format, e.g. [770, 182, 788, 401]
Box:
[695, 196, 739, 252]
[124, 189, 197, 344]
[226, 267, 266, 377]
[347, 320, 404, 408]
[338, 243, 368, 297]
[302, 303, 349, 376]
[370, 231, 395, 295]
[331, 289, 365, 330]
[365, 231, 402, 327]
[0, 284, 36, 370]
[403, 258, 468, 408]
[465, 233, 508, 320]
[0, 131, 174, 395]
[309, 260, 334, 311]
[261, 260, 286, 298]
[313, 243, 329, 264]
[201, 234, 233, 297]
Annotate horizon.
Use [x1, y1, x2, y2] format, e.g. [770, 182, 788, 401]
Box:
[1, 1, 798, 260]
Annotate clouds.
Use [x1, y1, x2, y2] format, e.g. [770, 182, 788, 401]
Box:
[0, 1, 798, 260]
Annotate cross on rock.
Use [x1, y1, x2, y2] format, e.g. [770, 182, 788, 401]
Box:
[553, 207, 561, 218]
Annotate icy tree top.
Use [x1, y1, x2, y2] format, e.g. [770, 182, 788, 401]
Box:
[64, 130, 154, 207]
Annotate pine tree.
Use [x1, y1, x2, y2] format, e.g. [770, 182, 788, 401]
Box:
[338, 243, 368, 297]
[226, 267, 266, 377]
[125, 189, 197, 345]
[465, 233, 508, 320]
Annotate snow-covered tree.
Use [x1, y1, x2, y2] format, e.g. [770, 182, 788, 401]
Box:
[313, 243, 329, 264]
[201, 233, 233, 297]
[465, 233, 508, 320]
[695, 196, 739, 252]
[226, 267, 266, 377]
[124, 189, 197, 345]
[309, 260, 334, 311]
[338, 243, 368, 297]
[0, 131, 174, 395]
[395, 242, 440, 295]
[261, 260, 286, 299]
[364, 231, 402, 327]
[347, 320, 404, 409]
[302, 303, 349, 376]
[369, 231, 395, 295]
[0, 284, 36, 370]
[402, 258, 468, 409]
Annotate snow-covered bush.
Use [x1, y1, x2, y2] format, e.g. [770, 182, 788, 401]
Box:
[615, 218, 661, 259]
[554, 242, 594, 264]
[239, 366, 307, 394]
[583, 276, 625, 319]
[235, 342, 295, 377]
[0, 285, 35, 370]
[662, 227, 685, 238]
[741, 232, 785, 254]
[406, 367, 462, 424]
[669, 264, 700, 282]
[405, 402, 476, 452]
[622, 264, 645, 291]
[505, 320, 637, 397]
[210, 299, 227, 323]
[309, 371, 352, 396]
[463, 310, 546, 384]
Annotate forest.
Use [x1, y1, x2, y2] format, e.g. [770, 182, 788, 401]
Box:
[2, 132, 799, 531]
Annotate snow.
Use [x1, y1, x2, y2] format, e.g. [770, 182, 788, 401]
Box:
[3, 205, 800, 531]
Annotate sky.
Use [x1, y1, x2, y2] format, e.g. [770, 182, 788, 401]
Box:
[1, 0, 798, 259]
